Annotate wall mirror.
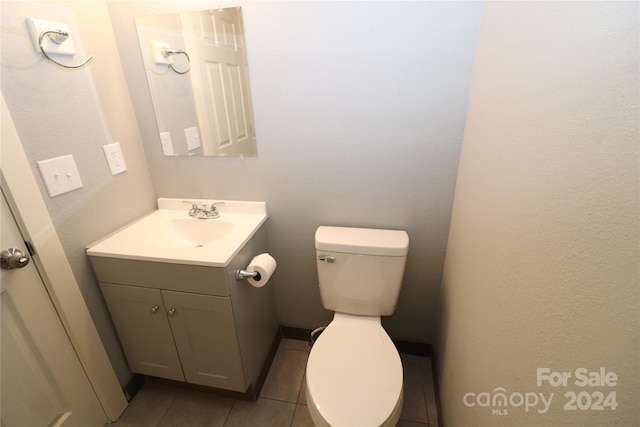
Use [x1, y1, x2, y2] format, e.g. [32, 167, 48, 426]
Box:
[135, 7, 257, 157]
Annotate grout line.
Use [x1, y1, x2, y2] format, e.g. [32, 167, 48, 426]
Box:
[221, 399, 238, 427]
[154, 387, 180, 427]
[259, 395, 304, 405]
[294, 376, 303, 404]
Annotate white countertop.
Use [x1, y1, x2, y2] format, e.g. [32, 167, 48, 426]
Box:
[87, 198, 268, 267]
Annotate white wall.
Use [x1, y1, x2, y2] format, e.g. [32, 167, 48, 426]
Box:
[438, 2, 639, 425]
[1, 1, 157, 385]
[109, 1, 482, 343]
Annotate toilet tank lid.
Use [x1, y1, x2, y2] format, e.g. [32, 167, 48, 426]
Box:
[315, 226, 409, 256]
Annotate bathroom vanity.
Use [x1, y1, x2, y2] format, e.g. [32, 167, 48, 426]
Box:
[87, 199, 278, 397]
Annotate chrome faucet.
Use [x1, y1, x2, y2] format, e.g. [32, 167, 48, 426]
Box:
[183, 201, 225, 219]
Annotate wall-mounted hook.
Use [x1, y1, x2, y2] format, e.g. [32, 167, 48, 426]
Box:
[38, 29, 93, 69]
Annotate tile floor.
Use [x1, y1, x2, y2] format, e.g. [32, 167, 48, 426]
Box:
[112, 338, 439, 427]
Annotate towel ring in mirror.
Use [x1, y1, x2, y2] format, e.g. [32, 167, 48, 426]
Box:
[161, 48, 191, 74]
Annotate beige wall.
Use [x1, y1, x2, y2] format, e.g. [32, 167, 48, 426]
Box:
[1, 1, 157, 385]
[437, 2, 639, 426]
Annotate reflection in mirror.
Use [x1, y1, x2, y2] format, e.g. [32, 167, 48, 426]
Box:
[135, 7, 257, 157]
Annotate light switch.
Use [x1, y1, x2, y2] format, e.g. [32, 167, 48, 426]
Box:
[184, 126, 201, 151]
[37, 154, 83, 197]
[103, 142, 127, 175]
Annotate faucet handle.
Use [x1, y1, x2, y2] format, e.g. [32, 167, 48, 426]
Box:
[211, 201, 225, 210]
[182, 200, 199, 216]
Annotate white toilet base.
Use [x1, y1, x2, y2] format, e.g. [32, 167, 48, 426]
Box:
[307, 385, 403, 427]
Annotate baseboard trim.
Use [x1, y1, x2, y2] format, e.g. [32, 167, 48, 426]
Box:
[281, 325, 433, 357]
[146, 376, 258, 401]
[393, 340, 433, 357]
[280, 325, 313, 342]
[122, 374, 145, 402]
[251, 329, 282, 400]
[430, 351, 444, 426]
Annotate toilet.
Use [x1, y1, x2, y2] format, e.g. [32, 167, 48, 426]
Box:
[306, 226, 409, 427]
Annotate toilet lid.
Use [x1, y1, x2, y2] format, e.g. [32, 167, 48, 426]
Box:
[306, 314, 403, 426]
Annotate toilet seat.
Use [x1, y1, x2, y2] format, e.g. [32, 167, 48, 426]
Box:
[306, 313, 403, 427]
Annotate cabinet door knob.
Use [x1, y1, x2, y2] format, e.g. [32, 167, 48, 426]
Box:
[167, 308, 176, 317]
[150, 306, 159, 314]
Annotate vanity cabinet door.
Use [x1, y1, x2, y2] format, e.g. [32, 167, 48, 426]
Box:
[100, 283, 185, 382]
[161, 291, 246, 392]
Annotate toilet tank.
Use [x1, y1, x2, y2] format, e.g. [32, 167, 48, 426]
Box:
[315, 226, 409, 316]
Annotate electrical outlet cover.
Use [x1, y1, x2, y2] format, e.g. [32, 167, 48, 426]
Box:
[103, 142, 127, 175]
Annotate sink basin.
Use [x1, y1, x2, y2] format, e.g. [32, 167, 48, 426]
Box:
[87, 198, 267, 267]
[145, 218, 234, 249]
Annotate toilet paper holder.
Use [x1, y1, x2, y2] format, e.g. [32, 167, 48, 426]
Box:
[235, 253, 276, 287]
[235, 269, 260, 281]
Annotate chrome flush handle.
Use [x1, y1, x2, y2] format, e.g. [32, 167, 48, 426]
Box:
[317, 255, 336, 263]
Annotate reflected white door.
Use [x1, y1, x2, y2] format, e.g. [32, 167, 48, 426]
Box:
[182, 7, 256, 156]
[0, 192, 107, 427]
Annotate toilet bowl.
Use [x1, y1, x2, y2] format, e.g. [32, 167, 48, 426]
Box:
[305, 313, 404, 427]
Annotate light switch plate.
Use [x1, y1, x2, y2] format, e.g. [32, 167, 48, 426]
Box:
[184, 126, 201, 151]
[103, 142, 127, 175]
[37, 154, 83, 197]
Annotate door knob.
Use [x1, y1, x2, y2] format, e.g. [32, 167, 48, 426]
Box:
[1, 248, 30, 270]
[167, 309, 176, 317]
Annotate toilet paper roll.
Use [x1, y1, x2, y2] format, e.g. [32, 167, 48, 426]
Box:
[246, 253, 277, 287]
